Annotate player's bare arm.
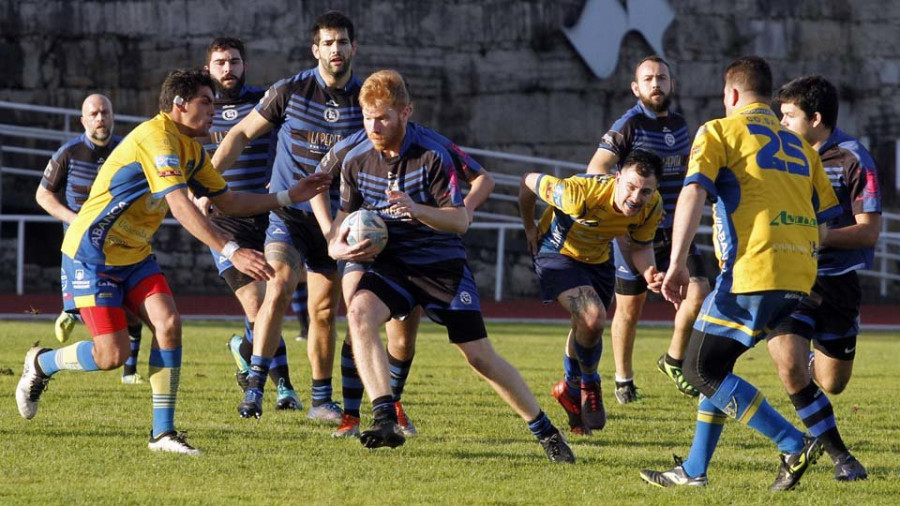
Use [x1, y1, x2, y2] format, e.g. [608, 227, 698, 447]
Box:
[586, 148, 619, 175]
[387, 190, 468, 234]
[211, 109, 274, 173]
[662, 182, 706, 306]
[211, 172, 331, 217]
[463, 171, 495, 224]
[517, 173, 541, 255]
[310, 192, 335, 238]
[35, 185, 78, 224]
[166, 187, 274, 281]
[628, 241, 663, 291]
[821, 212, 879, 249]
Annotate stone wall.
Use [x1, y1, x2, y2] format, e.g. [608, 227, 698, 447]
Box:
[2, 0, 898, 298]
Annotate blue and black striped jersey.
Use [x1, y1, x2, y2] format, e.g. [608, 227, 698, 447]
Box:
[328, 123, 467, 264]
[598, 101, 690, 229]
[205, 86, 274, 194]
[817, 128, 882, 275]
[256, 68, 362, 213]
[40, 133, 122, 213]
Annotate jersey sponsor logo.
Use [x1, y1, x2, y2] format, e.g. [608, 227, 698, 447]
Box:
[157, 170, 183, 178]
[563, 0, 674, 79]
[272, 227, 286, 235]
[551, 183, 565, 208]
[155, 154, 180, 169]
[664, 133, 675, 146]
[325, 99, 339, 107]
[97, 157, 105, 164]
[309, 131, 344, 149]
[43, 160, 55, 178]
[324, 108, 340, 123]
[90, 200, 128, 247]
[96, 279, 115, 288]
[222, 108, 239, 121]
[460, 291, 472, 305]
[769, 211, 817, 228]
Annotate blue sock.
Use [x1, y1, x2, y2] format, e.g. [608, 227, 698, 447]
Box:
[244, 318, 254, 343]
[710, 373, 804, 453]
[340, 341, 364, 418]
[38, 341, 100, 375]
[527, 410, 556, 439]
[312, 378, 333, 407]
[372, 395, 396, 422]
[572, 338, 602, 375]
[248, 355, 272, 391]
[388, 353, 414, 401]
[682, 395, 728, 477]
[790, 382, 847, 458]
[149, 347, 182, 438]
[563, 354, 582, 397]
[123, 324, 142, 376]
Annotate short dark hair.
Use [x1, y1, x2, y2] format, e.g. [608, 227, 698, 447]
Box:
[774, 75, 839, 130]
[311, 11, 355, 44]
[207, 37, 245, 63]
[725, 56, 772, 97]
[158, 69, 215, 112]
[621, 149, 663, 181]
[634, 55, 672, 80]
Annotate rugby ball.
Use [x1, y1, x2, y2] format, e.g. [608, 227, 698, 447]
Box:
[340, 209, 388, 254]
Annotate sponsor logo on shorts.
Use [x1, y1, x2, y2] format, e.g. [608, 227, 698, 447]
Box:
[460, 291, 472, 305]
[844, 346, 856, 354]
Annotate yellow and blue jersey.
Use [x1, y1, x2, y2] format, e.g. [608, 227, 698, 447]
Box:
[62, 112, 227, 266]
[534, 173, 662, 264]
[685, 103, 841, 294]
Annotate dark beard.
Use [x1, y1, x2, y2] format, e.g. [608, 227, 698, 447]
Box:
[641, 93, 671, 114]
[214, 74, 246, 101]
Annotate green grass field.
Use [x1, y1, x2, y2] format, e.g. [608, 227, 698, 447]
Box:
[1, 320, 898, 505]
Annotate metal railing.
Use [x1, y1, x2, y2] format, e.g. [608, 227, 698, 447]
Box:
[2, 100, 898, 300]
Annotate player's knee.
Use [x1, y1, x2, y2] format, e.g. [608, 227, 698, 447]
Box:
[93, 340, 131, 370]
[682, 351, 716, 398]
[574, 315, 605, 341]
[818, 376, 849, 395]
[153, 311, 182, 341]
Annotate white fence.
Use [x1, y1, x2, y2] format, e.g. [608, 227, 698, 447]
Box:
[1, 100, 899, 300]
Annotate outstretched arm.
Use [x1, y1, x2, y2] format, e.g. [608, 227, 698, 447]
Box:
[166, 187, 274, 281]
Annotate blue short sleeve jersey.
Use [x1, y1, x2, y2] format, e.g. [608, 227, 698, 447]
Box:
[40, 133, 123, 212]
[816, 128, 882, 275]
[205, 86, 274, 194]
[598, 101, 690, 228]
[333, 123, 466, 264]
[256, 68, 362, 213]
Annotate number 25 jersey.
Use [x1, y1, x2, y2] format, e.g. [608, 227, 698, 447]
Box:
[685, 103, 841, 294]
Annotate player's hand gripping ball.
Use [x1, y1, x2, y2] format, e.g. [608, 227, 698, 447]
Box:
[340, 209, 388, 254]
